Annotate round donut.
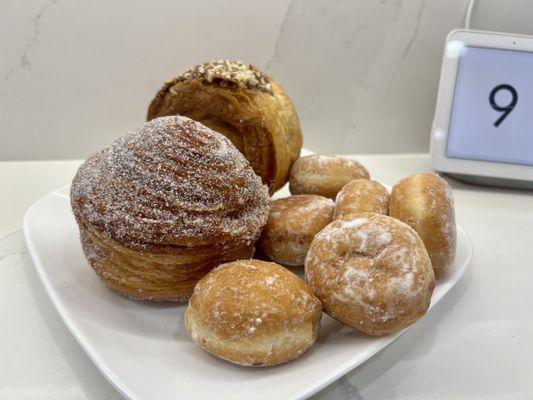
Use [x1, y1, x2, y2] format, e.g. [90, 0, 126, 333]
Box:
[289, 154, 369, 199]
[334, 179, 389, 219]
[259, 195, 334, 267]
[185, 260, 322, 366]
[389, 173, 456, 275]
[305, 213, 435, 336]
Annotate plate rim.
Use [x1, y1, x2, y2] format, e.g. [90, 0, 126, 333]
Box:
[22, 187, 473, 400]
[22, 189, 137, 400]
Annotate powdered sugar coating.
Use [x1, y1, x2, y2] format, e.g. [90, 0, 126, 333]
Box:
[71, 116, 270, 249]
[389, 173, 456, 275]
[334, 179, 390, 219]
[305, 213, 435, 336]
[259, 195, 334, 266]
[192, 260, 319, 339]
[185, 260, 322, 366]
[289, 154, 370, 199]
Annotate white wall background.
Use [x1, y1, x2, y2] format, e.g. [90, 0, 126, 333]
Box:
[1, 0, 532, 160]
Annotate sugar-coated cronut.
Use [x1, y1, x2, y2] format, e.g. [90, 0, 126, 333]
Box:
[147, 60, 302, 194]
[259, 195, 334, 266]
[70, 116, 270, 301]
[185, 260, 322, 366]
[389, 173, 456, 275]
[305, 213, 435, 336]
[334, 179, 389, 219]
[289, 154, 369, 199]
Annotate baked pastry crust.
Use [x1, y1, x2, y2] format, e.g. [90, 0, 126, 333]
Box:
[185, 260, 322, 366]
[259, 195, 334, 266]
[389, 173, 457, 275]
[305, 213, 435, 336]
[79, 223, 254, 301]
[289, 155, 369, 199]
[147, 60, 303, 194]
[334, 179, 389, 219]
[71, 116, 269, 301]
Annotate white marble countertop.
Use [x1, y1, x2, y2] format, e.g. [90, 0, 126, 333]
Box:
[2, 154, 533, 399]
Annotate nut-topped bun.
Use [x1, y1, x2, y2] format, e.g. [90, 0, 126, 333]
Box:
[185, 260, 322, 367]
[289, 154, 369, 199]
[147, 60, 303, 194]
[334, 179, 389, 219]
[71, 116, 270, 301]
[389, 173, 456, 275]
[259, 195, 334, 267]
[305, 213, 435, 336]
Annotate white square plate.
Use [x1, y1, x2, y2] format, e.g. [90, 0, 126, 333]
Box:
[23, 185, 472, 400]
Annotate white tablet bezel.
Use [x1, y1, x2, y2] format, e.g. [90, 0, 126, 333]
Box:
[430, 29, 533, 181]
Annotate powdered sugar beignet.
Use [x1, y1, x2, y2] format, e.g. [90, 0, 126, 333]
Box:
[259, 195, 334, 266]
[289, 155, 369, 199]
[334, 179, 389, 219]
[185, 260, 322, 366]
[305, 213, 435, 336]
[389, 173, 456, 275]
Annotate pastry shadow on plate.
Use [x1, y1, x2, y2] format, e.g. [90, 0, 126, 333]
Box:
[252, 247, 305, 277]
[354, 264, 472, 381]
[184, 333, 324, 373]
[62, 243, 189, 339]
[316, 316, 369, 343]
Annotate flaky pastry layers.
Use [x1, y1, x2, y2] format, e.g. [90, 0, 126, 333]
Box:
[71, 116, 270, 301]
[147, 60, 303, 194]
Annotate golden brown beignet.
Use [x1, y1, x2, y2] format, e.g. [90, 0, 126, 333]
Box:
[71, 116, 270, 301]
[305, 213, 435, 336]
[389, 173, 457, 275]
[185, 260, 322, 366]
[289, 154, 370, 199]
[334, 179, 389, 219]
[147, 60, 303, 194]
[259, 195, 334, 267]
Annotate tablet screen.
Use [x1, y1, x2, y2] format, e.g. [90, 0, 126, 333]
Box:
[446, 46, 533, 166]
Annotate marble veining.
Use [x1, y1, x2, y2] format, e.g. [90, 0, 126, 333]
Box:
[1, 0, 473, 160]
[3, 0, 533, 160]
[386, 0, 426, 93]
[265, 0, 294, 71]
[0, 251, 26, 263]
[0, 0, 60, 104]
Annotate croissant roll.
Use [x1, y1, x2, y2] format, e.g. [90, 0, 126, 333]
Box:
[147, 60, 303, 194]
[70, 116, 270, 301]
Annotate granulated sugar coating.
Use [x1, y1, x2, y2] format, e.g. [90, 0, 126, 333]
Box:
[71, 116, 270, 249]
